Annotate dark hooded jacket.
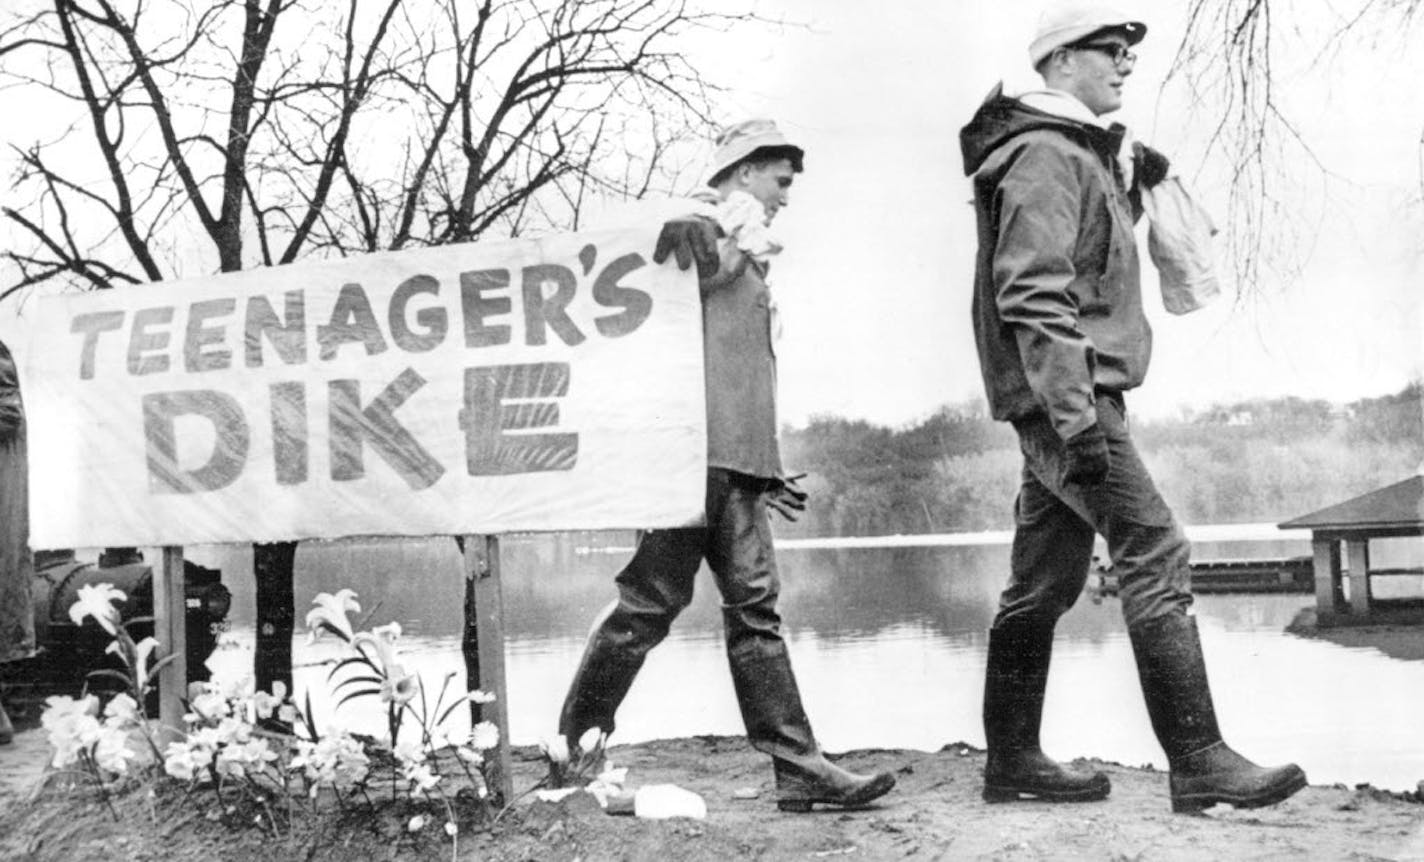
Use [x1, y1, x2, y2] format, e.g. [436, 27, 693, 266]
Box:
[961, 86, 1151, 440]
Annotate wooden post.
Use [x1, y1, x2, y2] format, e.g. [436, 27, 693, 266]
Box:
[1311, 536, 1343, 620]
[154, 546, 188, 742]
[462, 534, 512, 805]
[1345, 538, 1372, 618]
[253, 541, 297, 697]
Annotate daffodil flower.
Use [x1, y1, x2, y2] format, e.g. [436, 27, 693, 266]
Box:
[455, 746, 483, 765]
[380, 665, 419, 704]
[252, 681, 289, 721]
[305, 589, 360, 642]
[102, 693, 140, 726]
[470, 721, 500, 751]
[68, 583, 126, 635]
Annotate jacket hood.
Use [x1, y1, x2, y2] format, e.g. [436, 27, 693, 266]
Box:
[959, 83, 1122, 176]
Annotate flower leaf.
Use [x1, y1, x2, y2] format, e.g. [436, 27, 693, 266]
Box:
[332, 674, 384, 692]
[85, 669, 134, 687]
[326, 655, 375, 683]
[334, 688, 384, 709]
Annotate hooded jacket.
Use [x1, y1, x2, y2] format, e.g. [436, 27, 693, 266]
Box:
[961, 86, 1152, 440]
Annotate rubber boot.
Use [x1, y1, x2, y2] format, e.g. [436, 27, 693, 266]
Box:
[0, 699, 12, 745]
[981, 623, 1110, 803]
[728, 638, 895, 812]
[1129, 611, 1307, 813]
[772, 755, 897, 813]
[556, 627, 646, 747]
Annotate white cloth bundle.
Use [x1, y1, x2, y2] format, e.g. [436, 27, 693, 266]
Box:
[1141, 177, 1222, 315]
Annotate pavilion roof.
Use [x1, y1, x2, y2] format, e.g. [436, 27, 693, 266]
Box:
[1278, 475, 1424, 532]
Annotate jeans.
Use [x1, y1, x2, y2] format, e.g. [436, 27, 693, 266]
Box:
[998, 394, 1193, 630]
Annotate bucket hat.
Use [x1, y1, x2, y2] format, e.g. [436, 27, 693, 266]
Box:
[706, 119, 804, 187]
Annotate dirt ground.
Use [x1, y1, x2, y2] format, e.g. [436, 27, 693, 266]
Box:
[2, 726, 1422, 862]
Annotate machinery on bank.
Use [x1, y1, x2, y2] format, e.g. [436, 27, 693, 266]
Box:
[24, 547, 231, 708]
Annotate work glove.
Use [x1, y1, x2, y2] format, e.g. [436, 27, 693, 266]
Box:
[653, 216, 721, 280]
[1132, 142, 1171, 191]
[766, 472, 809, 522]
[1062, 424, 1110, 486]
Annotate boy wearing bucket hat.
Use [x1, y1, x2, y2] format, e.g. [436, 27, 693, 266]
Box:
[959, 5, 1307, 812]
[557, 119, 896, 813]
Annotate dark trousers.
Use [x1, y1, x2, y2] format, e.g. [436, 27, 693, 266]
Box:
[1000, 395, 1193, 630]
[559, 467, 819, 764]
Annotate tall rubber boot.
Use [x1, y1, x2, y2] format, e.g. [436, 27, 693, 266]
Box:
[1129, 611, 1307, 813]
[728, 638, 895, 812]
[981, 623, 1110, 802]
[556, 627, 646, 747]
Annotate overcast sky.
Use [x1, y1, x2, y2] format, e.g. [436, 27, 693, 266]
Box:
[1, 1, 1419, 429]
[681, 0, 1423, 426]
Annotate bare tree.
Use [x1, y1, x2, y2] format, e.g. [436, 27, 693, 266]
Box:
[1166, 0, 1422, 295]
[0, 0, 772, 696]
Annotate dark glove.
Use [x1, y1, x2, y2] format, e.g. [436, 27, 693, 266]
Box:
[1063, 424, 1110, 486]
[766, 472, 809, 522]
[1132, 142, 1171, 191]
[653, 216, 721, 280]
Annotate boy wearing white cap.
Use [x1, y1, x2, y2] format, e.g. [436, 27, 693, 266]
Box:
[557, 120, 896, 813]
[960, 5, 1306, 812]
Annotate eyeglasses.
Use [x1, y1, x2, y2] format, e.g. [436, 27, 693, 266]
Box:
[1071, 42, 1137, 66]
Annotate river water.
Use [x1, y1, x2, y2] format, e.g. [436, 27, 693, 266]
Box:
[196, 527, 1424, 792]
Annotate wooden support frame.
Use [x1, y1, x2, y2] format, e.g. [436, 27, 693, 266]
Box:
[1345, 538, 1373, 617]
[1311, 537, 1344, 619]
[154, 546, 188, 743]
[462, 534, 513, 805]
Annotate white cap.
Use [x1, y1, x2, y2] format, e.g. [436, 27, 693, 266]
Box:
[1028, 4, 1146, 68]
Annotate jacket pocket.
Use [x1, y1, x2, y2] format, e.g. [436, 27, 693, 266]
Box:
[1078, 202, 1129, 316]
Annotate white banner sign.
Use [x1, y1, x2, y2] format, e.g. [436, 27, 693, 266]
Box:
[20, 227, 707, 548]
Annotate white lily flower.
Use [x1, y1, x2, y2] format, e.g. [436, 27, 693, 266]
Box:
[69, 583, 126, 635]
[351, 627, 401, 673]
[577, 727, 604, 755]
[407, 814, 426, 833]
[133, 636, 161, 689]
[444, 821, 457, 838]
[305, 589, 360, 642]
[540, 735, 569, 764]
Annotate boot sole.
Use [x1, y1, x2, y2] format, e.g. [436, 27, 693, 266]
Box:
[1171, 769, 1308, 813]
[777, 772, 896, 812]
[983, 780, 1111, 804]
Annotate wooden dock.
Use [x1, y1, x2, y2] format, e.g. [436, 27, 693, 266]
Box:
[1091, 556, 1314, 597]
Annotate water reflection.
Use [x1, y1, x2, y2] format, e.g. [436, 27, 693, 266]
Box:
[198, 533, 1424, 792]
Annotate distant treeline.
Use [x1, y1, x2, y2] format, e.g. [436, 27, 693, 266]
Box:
[778, 383, 1424, 537]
